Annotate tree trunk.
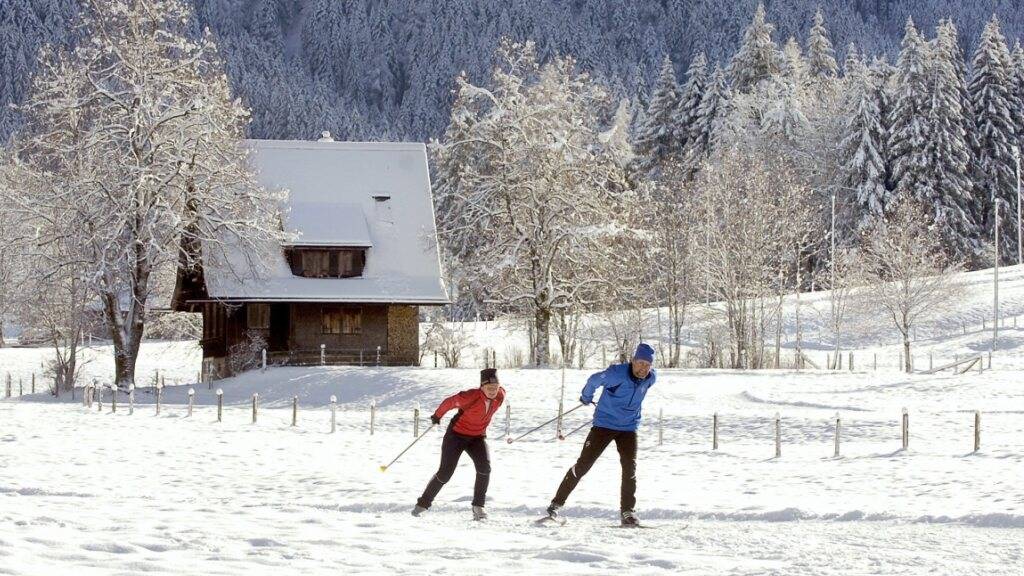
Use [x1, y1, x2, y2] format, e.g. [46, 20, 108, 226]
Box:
[903, 332, 912, 373]
[534, 306, 550, 366]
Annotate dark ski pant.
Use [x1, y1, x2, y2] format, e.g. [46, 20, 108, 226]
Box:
[552, 426, 638, 511]
[417, 430, 491, 508]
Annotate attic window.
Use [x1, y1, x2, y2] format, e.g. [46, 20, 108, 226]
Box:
[288, 248, 366, 278]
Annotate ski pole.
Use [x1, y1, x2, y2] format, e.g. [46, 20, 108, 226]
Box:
[559, 419, 592, 441]
[379, 423, 437, 472]
[507, 402, 588, 444]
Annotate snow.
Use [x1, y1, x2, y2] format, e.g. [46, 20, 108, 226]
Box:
[282, 201, 373, 247]
[4, 265, 1024, 574]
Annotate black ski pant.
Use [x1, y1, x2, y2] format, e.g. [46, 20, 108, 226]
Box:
[417, 430, 491, 509]
[552, 426, 638, 511]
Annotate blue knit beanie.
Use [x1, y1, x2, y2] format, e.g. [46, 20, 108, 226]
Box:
[633, 343, 655, 363]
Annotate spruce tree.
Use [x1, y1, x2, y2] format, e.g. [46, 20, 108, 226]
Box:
[634, 55, 681, 170]
[672, 52, 707, 152]
[843, 43, 862, 78]
[920, 21, 979, 264]
[781, 37, 807, 85]
[807, 9, 838, 80]
[840, 64, 889, 236]
[728, 3, 783, 93]
[887, 18, 932, 203]
[684, 64, 731, 176]
[969, 16, 1019, 262]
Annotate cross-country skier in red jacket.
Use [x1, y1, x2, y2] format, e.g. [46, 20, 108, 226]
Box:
[412, 368, 506, 520]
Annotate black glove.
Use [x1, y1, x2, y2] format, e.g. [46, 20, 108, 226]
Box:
[430, 414, 441, 425]
[580, 397, 591, 406]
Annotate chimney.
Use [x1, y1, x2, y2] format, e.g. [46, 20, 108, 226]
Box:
[317, 131, 334, 142]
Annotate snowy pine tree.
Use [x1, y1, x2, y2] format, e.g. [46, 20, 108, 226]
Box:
[807, 9, 838, 81]
[969, 17, 1020, 263]
[728, 3, 783, 93]
[919, 21, 979, 264]
[634, 55, 681, 171]
[840, 63, 889, 236]
[887, 18, 932, 204]
[684, 64, 731, 176]
[781, 37, 807, 85]
[672, 52, 707, 153]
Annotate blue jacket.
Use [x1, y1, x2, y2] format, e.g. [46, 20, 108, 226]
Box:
[580, 363, 656, 432]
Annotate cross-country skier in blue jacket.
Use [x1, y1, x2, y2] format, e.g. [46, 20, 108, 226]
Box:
[543, 343, 657, 527]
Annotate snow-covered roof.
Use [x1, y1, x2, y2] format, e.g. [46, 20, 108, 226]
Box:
[200, 140, 448, 305]
[282, 201, 373, 247]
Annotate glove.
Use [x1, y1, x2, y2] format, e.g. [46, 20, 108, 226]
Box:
[430, 414, 441, 425]
[580, 397, 592, 406]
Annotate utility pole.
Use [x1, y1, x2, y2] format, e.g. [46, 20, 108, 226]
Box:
[994, 188, 1000, 351]
[830, 193, 837, 370]
[1015, 146, 1021, 266]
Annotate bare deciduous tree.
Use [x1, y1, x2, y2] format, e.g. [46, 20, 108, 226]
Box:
[862, 201, 963, 373]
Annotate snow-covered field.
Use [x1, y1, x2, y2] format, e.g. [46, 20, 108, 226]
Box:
[2, 363, 1023, 575]
[3, 265, 1024, 575]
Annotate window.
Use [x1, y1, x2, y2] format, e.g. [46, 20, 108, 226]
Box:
[322, 307, 362, 335]
[289, 249, 366, 278]
[247, 303, 270, 330]
[301, 250, 331, 277]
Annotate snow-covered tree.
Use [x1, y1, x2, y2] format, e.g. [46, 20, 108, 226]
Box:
[433, 40, 631, 366]
[781, 37, 808, 85]
[919, 20, 979, 264]
[840, 62, 889, 235]
[887, 18, 932, 204]
[7, 0, 285, 389]
[807, 9, 838, 81]
[672, 52, 707, 153]
[728, 3, 783, 93]
[969, 16, 1019, 262]
[862, 200, 962, 373]
[684, 64, 731, 176]
[634, 55, 680, 170]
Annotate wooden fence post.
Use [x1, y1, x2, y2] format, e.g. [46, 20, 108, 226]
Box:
[658, 408, 664, 446]
[413, 404, 420, 437]
[320, 344, 326, 366]
[873, 353, 877, 371]
[929, 352, 933, 371]
[504, 403, 511, 438]
[156, 382, 162, 416]
[252, 393, 259, 424]
[330, 395, 337, 434]
[556, 399, 564, 440]
[19, 377, 22, 396]
[187, 388, 194, 418]
[713, 412, 719, 450]
[128, 385, 135, 415]
[262, 349, 267, 372]
[292, 396, 298, 427]
[833, 413, 841, 457]
[31, 373, 35, 394]
[901, 408, 909, 450]
[826, 353, 831, 370]
[848, 352, 853, 371]
[4, 374, 9, 398]
[774, 412, 781, 458]
[370, 401, 376, 435]
[974, 411, 981, 453]
[216, 389, 223, 422]
[111, 386, 117, 413]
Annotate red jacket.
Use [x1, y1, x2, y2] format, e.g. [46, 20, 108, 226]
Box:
[433, 387, 506, 437]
